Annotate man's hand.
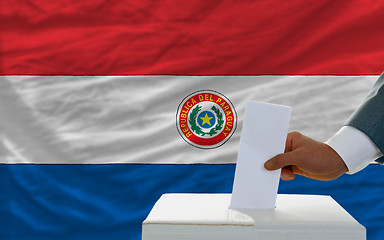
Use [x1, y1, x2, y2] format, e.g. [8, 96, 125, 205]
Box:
[264, 131, 348, 181]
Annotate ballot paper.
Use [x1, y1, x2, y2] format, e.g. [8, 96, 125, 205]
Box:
[230, 101, 291, 209]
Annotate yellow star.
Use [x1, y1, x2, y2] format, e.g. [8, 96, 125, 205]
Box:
[200, 113, 213, 126]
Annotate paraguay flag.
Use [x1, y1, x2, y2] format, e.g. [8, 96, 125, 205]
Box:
[1, 1, 384, 240]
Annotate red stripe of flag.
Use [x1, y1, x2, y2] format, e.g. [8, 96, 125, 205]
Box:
[1, 0, 384, 75]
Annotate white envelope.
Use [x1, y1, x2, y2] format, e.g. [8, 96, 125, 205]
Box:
[230, 101, 291, 209]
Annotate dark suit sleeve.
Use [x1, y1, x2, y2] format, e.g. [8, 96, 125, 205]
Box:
[346, 73, 384, 163]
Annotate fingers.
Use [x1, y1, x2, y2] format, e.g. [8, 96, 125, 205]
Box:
[264, 151, 299, 170]
[281, 167, 295, 181]
[289, 165, 304, 176]
[284, 131, 302, 153]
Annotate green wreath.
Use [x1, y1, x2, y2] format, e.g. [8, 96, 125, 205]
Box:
[189, 105, 224, 136]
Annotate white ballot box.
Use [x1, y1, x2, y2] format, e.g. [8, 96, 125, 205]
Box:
[142, 194, 365, 240]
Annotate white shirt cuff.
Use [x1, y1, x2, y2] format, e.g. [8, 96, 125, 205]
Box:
[325, 126, 383, 174]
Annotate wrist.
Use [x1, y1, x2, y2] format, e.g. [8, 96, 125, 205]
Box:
[326, 126, 383, 174]
[324, 143, 348, 177]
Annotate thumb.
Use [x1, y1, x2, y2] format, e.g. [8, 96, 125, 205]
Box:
[264, 151, 299, 170]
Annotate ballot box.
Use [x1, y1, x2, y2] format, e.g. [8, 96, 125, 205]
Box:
[142, 194, 365, 240]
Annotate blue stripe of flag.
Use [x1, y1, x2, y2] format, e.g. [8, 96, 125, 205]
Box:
[2, 164, 384, 240]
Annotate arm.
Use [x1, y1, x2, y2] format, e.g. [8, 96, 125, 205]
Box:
[345, 73, 384, 156]
[265, 73, 384, 180]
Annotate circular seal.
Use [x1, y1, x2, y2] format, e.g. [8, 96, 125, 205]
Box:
[176, 90, 237, 149]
